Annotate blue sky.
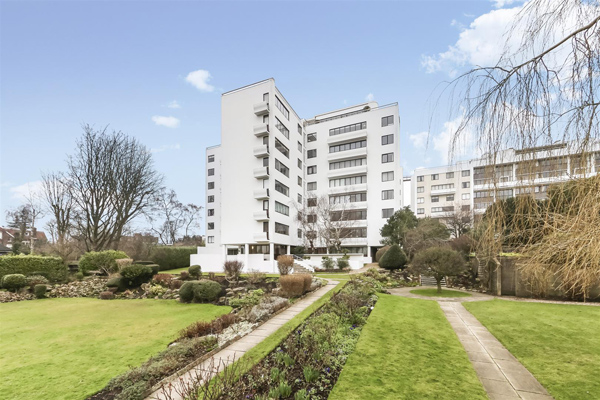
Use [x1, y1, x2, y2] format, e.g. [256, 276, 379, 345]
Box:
[0, 0, 523, 229]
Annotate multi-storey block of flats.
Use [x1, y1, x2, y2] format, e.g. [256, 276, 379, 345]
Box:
[193, 78, 403, 272]
[407, 142, 600, 221]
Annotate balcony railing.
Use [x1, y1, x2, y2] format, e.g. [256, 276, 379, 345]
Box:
[253, 210, 269, 221]
[253, 144, 269, 158]
[253, 188, 269, 199]
[253, 123, 270, 137]
[253, 166, 269, 179]
[254, 101, 269, 116]
[253, 232, 269, 242]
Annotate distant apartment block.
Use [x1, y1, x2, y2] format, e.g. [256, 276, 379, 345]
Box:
[194, 79, 403, 272]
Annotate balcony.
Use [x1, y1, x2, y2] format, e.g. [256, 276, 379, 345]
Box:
[253, 232, 269, 242]
[430, 187, 456, 196]
[253, 210, 269, 221]
[253, 144, 269, 158]
[254, 101, 269, 116]
[253, 123, 270, 137]
[327, 165, 368, 179]
[253, 166, 269, 179]
[327, 147, 368, 161]
[327, 129, 368, 145]
[253, 188, 270, 199]
[328, 183, 368, 195]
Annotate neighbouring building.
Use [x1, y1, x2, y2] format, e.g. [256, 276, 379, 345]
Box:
[0, 227, 47, 249]
[193, 78, 403, 272]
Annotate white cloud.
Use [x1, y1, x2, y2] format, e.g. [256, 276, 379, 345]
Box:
[492, 0, 523, 8]
[185, 69, 215, 92]
[151, 115, 180, 128]
[409, 131, 429, 149]
[167, 100, 181, 109]
[9, 181, 43, 200]
[150, 143, 181, 154]
[365, 93, 374, 102]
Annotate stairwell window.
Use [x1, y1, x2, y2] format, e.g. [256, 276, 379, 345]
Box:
[208, 155, 214, 163]
[417, 208, 424, 215]
[208, 223, 214, 230]
[207, 236, 214, 244]
[207, 182, 214, 189]
[417, 175, 424, 182]
[208, 195, 214, 203]
[208, 168, 214, 176]
[307, 149, 317, 158]
[307, 133, 317, 142]
[307, 182, 317, 191]
[208, 209, 214, 216]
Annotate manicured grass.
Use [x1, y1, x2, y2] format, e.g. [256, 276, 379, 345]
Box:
[329, 295, 487, 400]
[464, 299, 600, 399]
[314, 273, 352, 281]
[410, 288, 472, 297]
[0, 298, 231, 400]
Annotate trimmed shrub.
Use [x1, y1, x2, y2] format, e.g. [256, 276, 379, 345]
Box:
[75, 272, 84, 280]
[99, 291, 115, 300]
[300, 274, 313, 293]
[134, 260, 154, 265]
[193, 279, 222, 302]
[375, 246, 390, 263]
[277, 255, 294, 275]
[0, 255, 67, 282]
[179, 281, 199, 303]
[148, 264, 160, 275]
[188, 265, 201, 278]
[115, 258, 133, 270]
[106, 277, 127, 291]
[149, 246, 197, 271]
[169, 279, 184, 289]
[224, 260, 243, 281]
[321, 256, 335, 270]
[336, 256, 350, 270]
[34, 284, 47, 299]
[379, 244, 408, 271]
[120, 264, 154, 287]
[27, 275, 49, 287]
[2, 274, 27, 291]
[280, 275, 305, 298]
[79, 251, 129, 275]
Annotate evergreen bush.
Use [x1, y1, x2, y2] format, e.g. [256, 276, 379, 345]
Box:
[2, 274, 27, 291]
[379, 244, 408, 271]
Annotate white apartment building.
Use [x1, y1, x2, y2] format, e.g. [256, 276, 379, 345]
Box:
[193, 79, 403, 272]
[408, 143, 600, 221]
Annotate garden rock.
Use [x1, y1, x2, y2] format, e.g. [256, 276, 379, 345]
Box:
[215, 321, 257, 346]
[248, 296, 288, 322]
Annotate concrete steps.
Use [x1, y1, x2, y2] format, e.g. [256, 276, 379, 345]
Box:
[421, 275, 446, 287]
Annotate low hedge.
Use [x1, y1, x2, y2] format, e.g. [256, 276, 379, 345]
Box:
[0, 255, 67, 282]
[150, 246, 197, 271]
[79, 250, 129, 275]
[120, 264, 154, 287]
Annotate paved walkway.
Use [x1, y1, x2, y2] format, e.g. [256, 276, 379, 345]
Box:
[388, 286, 493, 302]
[147, 280, 339, 400]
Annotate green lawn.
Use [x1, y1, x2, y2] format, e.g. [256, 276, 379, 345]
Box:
[465, 299, 600, 399]
[0, 298, 231, 400]
[410, 288, 472, 297]
[329, 295, 487, 400]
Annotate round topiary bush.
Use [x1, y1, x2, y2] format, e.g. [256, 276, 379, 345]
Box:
[27, 275, 49, 288]
[120, 264, 154, 287]
[34, 284, 47, 299]
[75, 272, 84, 281]
[193, 279, 222, 302]
[2, 274, 27, 292]
[179, 280, 200, 303]
[188, 265, 201, 278]
[379, 244, 408, 271]
[375, 246, 390, 263]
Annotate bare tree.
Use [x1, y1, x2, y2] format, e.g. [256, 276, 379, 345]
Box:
[146, 188, 202, 245]
[67, 125, 163, 251]
[294, 198, 320, 253]
[41, 171, 73, 258]
[5, 185, 46, 253]
[443, 203, 473, 239]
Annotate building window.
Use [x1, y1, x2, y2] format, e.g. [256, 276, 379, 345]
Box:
[207, 209, 214, 216]
[462, 170, 470, 177]
[329, 121, 366, 136]
[417, 208, 424, 215]
[381, 171, 394, 182]
[263, 157, 269, 167]
[432, 206, 454, 213]
[208, 223, 214, 230]
[307, 182, 317, 191]
[275, 159, 289, 177]
[307, 133, 316, 142]
[297, 193, 302, 203]
[275, 117, 289, 139]
[275, 96, 289, 119]
[462, 182, 470, 188]
[382, 189, 394, 200]
[307, 166, 317, 175]
[263, 92, 269, 102]
[207, 195, 214, 203]
[462, 193, 471, 200]
[275, 201, 290, 216]
[208, 155, 214, 163]
[207, 236, 214, 244]
[431, 174, 439, 180]
[417, 197, 424, 204]
[329, 158, 365, 170]
[297, 141, 302, 152]
[307, 197, 317, 207]
[275, 138, 289, 158]
[417, 186, 424, 193]
[382, 115, 394, 126]
[446, 172, 454, 179]
[298, 124, 302, 134]
[208, 168, 214, 176]
[329, 140, 367, 153]
[275, 222, 289, 235]
[382, 134, 394, 145]
[446, 195, 454, 202]
[298, 176, 302, 187]
[275, 180, 289, 196]
[417, 175, 424, 182]
[207, 182, 214, 189]
[329, 192, 367, 204]
[250, 244, 269, 254]
[307, 149, 317, 158]
[329, 175, 367, 187]
[462, 205, 471, 211]
[431, 183, 455, 190]
[297, 229, 302, 238]
[382, 153, 394, 163]
[263, 200, 269, 210]
[298, 159, 302, 169]
[382, 208, 394, 218]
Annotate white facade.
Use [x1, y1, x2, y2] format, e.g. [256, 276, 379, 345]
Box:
[193, 78, 403, 272]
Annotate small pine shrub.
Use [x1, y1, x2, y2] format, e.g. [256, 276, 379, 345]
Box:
[379, 244, 408, 271]
[193, 279, 222, 302]
[188, 265, 201, 278]
[277, 255, 293, 275]
[99, 291, 115, 300]
[336, 255, 350, 270]
[375, 246, 390, 263]
[75, 272, 84, 280]
[120, 264, 154, 287]
[34, 284, 47, 299]
[179, 281, 200, 303]
[321, 256, 335, 270]
[279, 275, 305, 298]
[2, 274, 27, 291]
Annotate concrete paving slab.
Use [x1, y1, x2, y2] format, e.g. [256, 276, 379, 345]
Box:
[481, 378, 520, 397]
[467, 351, 494, 363]
[472, 361, 506, 381]
[517, 391, 555, 400]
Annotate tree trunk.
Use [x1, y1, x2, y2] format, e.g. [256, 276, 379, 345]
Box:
[436, 278, 442, 294]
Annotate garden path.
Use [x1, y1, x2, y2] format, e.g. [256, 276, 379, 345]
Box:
[147, 280, 339, 400]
